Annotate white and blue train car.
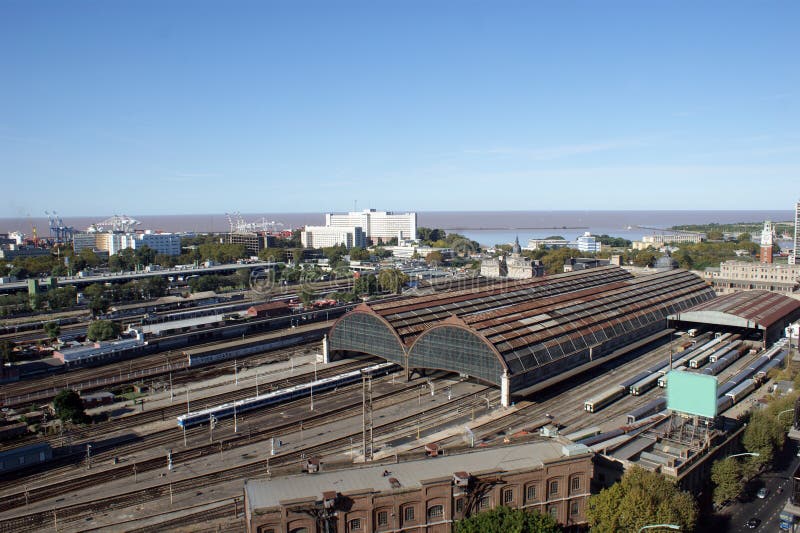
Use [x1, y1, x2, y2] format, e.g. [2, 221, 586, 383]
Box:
[177, 362, 397, 428]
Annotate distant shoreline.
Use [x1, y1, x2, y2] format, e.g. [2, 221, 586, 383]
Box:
[442, 226, 589, 231]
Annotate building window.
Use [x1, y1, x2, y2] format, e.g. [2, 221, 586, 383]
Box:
[428, 505, 444, 519]
[479, 496, 490, 510]
[571, 476, 581, 492]
[549, 480, 559, 497]
[571, 501, 579, 516]
[377, 511, 388, 526]
[404, 506, 415, 522]
[349, 518, 362, 530]
[503, 488, 514, 504]
[548, 505, 558, 519]
[455, 498, 464, 513]
[526, 485, 537, 502]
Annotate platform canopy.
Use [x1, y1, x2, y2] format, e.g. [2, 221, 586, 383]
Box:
[668, 290, 800, 332]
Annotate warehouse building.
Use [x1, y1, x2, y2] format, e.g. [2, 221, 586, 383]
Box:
[327, 266, 715, 406]
[244, 440, 593, 533]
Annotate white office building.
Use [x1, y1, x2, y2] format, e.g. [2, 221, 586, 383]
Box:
[325, 209, 417, 243]
[572, 233, 602, 253]
[301, 226, 366, 249]
[138, 233, 182, 256]
[72, 231, 182, 256]
[72, 232, 98, 254]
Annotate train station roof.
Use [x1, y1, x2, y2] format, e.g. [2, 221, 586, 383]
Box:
[668, 290, 800, 331]
[329, 267, 715, 392]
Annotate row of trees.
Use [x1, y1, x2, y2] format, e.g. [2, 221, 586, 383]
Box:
[711, 390, 796, 504]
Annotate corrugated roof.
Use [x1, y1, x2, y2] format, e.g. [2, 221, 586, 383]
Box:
[674, 290, 800, 330]
[330, 267, 715, 384]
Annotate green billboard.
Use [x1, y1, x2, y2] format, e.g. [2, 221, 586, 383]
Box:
[666, 371, 718, 418]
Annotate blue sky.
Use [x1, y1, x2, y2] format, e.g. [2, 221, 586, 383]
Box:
[1, 1, 798, 216]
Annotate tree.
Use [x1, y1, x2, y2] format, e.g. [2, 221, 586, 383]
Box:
[711, 457, 744, 504]
[53, 389, 89, 424]
[737, 232, 752, 242]
[353, 273, 378, 296]
[0, 340, 16, 364]
[455, 506, 561, 533]
[378, 268, 409, 294]
[78, 248, 101, 268]
[83, 283, 105, 301]
[47, 286, 78, 310]
[89, 296, 110, 316]
[299, 285, 315, 307]
[349, 247, 371, 261]
[742, 409, 785, 466]
[586, 466, 698, 533]
[87, 320, 121, 341]
[425, 251, 444, 265]
[141, 276, 168, 298]
[43, 321, 61, 340]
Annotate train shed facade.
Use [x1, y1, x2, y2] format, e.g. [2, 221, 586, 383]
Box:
[668, 290, 800, 346]
[328, 267, 715, 406]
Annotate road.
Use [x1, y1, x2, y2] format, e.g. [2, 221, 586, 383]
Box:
[716, 443, 798, 532]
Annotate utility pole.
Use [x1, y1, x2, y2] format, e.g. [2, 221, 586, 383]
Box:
[362, 374, 374, 461]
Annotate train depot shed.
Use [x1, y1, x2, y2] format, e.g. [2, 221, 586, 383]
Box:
[327, 266, 715, 407]
[668, 290, 800, 347]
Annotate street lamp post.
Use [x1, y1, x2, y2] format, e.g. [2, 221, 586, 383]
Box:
[639, 525, 680, 533]
[727, 452, 760, 459]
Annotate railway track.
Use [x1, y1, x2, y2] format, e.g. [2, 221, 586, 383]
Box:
[0, 358, 372, 491]
[0, 376, 486, 531]
[1, 323, 330, 406]
[0, 368, 434, 513]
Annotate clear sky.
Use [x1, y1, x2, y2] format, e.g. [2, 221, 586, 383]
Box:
[1, 0, 798, 216]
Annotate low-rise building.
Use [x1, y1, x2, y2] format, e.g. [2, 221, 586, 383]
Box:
[244, 441, 593, 533]
[633, 233, 705, 250]
[139, 232, 181, 256]
[527, 237, 569, 250]
[708, 260, 800, 295]
[572, 233, 602, 253]
[481, 237, 543, 279]
[301, 226, 367, 249]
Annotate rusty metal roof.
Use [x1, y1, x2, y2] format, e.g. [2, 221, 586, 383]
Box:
[330, 267, 716, 382]
[672, 290, 800, 330]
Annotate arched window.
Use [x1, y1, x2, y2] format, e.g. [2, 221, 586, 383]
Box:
[428, 504, 444, 519]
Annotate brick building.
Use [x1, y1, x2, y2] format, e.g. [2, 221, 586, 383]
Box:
[244, 441, 593, 533]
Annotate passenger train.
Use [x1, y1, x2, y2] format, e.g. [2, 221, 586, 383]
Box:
[177, 362, 398, 428]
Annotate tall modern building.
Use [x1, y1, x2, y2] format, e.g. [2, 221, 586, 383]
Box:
[791, 201, 800, 265]
[325, 209, 417, 243]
